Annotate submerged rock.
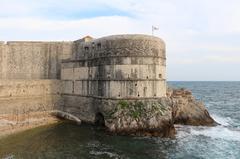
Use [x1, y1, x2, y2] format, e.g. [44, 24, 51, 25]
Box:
[167, 88, 218, 126]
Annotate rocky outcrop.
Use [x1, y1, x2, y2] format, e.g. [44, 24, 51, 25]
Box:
[102, 99, 176, 137]
[167, 88, 217, 126]
[101, 88, 217, 137]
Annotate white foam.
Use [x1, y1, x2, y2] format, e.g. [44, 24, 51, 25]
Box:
[211, 114, 233, 126]
[190, 126, 240, 142]
[175, 125, 192, 139]
[89, 150, 120, 158]
[175, 115, 240, 142]
[3, 154, 15, 159]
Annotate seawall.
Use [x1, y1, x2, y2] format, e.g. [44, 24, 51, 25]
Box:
[0, 80, 63, 137]
[0, 41, 72, 137]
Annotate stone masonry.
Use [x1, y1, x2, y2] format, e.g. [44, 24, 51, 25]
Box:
[0, 34, 167, 135]
[61, 34, 167, 123]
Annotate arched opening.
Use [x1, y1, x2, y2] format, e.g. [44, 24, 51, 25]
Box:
[95, 113, 105, 126]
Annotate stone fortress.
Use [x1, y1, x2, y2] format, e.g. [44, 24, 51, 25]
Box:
[0, 34, 166, 122]
[0, 34, 215, 137]
[62, 35, 166, 122]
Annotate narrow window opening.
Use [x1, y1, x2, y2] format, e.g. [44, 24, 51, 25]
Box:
[84, 46, 89, 51]
[97, 43, 101, 49]
[159, 74, 162, 78]
[107, 72, 111, 79]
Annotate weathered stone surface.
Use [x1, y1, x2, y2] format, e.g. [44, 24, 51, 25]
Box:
[98, 87, 217, 137]
[62, 34, 166, 99]
[51, 110, 81, 124]
[0, 34, 217, 138]
[98, 99, 176, 137]
[0, 80, 64, 137]
[167, 88, 217, 126]
[59, 34, 169, 137]
[0, 111, 59, 138]
[0, 41, 73, 79]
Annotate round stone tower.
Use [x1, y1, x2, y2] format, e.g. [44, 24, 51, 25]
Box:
[86, 34, 166, 98]
[61, 34, 167, 122]
[64, 34, 166, 99]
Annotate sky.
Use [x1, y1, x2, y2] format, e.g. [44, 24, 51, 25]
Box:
[0, 0, 240, 81]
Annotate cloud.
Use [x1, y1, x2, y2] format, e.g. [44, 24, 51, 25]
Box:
[0, 0, 240, 80]
[206, 55, 240, 63]
[0, 16, 143, 40]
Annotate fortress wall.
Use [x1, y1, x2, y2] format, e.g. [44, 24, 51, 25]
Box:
[62, 64, 165, 80]
[0, 42, 73, 79]
[61, 80, 166, 98]
[0, 41, 72, 134]
[0, 80, 63, 134]
[62, 95, 96, 123]
[0, 80, 63, 115]
[62, 35, 166, 98]
[61, 35, 167, 123]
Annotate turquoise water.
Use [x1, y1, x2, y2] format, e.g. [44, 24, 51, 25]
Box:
[0, 82, 240, 159]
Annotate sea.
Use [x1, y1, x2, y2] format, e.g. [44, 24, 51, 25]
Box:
[0, 82, 239, 159]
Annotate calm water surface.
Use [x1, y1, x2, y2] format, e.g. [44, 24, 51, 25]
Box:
[0, 82, 240, 159]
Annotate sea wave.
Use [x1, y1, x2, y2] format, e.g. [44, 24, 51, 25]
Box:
[211, 114, 233, 126]
[176, 114, 240, 142]
[89, 150, 120, 159]
[190, 126, 240, 142]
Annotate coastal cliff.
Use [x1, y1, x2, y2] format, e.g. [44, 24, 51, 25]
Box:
[102, 87, 217, 137]
[167, 88, 217, 126]
[102, 99, 175, 137]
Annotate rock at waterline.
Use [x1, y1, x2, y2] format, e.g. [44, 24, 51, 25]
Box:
[102, 88, 217, 137]
[103, 99, 176, 138]
[167, 88, 218, 126]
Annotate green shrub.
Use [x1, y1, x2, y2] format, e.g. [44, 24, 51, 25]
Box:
[118, 100, 129, 109]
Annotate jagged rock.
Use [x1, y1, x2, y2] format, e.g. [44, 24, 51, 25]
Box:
[167, 88, 218, 126]
[103, 99, 176, 137]
[102, 88, 217, 137]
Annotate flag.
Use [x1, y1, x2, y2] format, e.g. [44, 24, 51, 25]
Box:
[152, 26, 159, 35]
[152, 26, 159, 30]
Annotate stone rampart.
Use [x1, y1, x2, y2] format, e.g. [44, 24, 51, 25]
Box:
[0, 41, 73, 79]
[0, 80, 63, 136]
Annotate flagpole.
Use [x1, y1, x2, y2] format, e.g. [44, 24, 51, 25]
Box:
[152, 26, 153, 36]
[152, 25, 159, 36]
